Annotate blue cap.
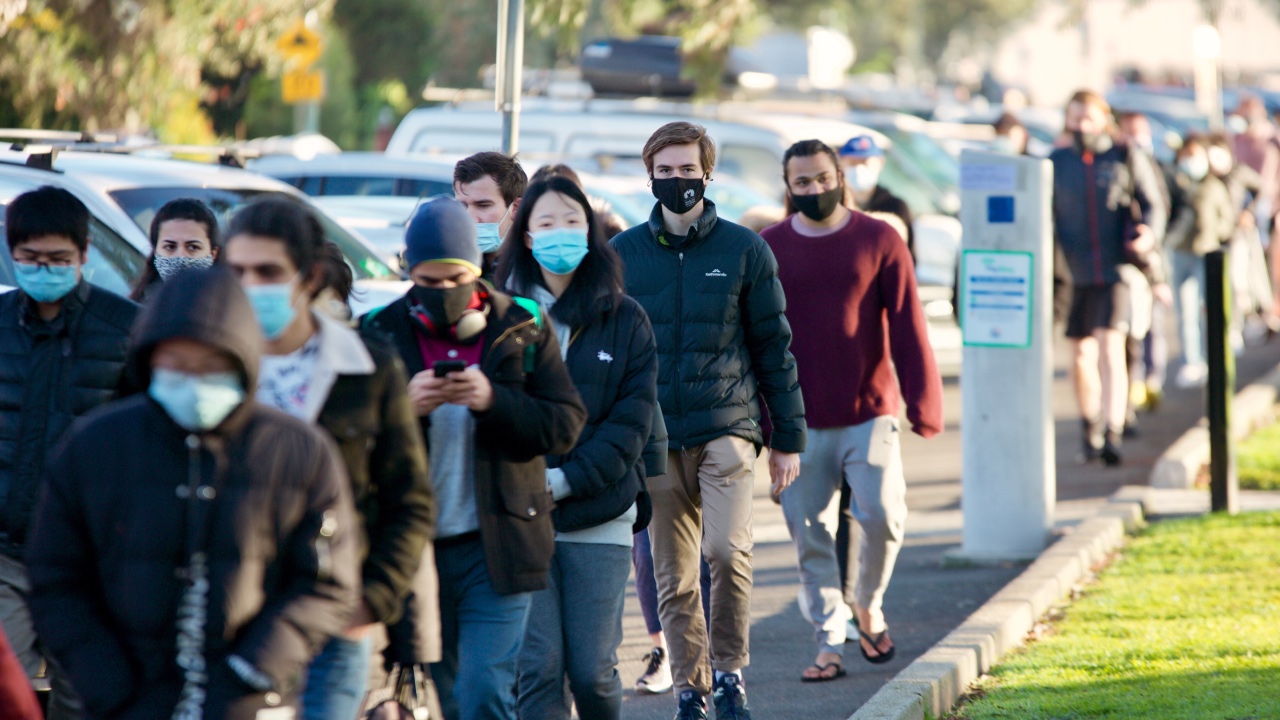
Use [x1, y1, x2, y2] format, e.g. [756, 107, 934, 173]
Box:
[838, 135, 883, 159]
[403, 198, 482, 275]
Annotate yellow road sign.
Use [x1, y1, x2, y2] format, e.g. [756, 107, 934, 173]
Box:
[282, 70, 325, 104]
[276, 21, 322, 67]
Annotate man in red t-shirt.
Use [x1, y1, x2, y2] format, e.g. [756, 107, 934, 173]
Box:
[761, 140, 943, 681]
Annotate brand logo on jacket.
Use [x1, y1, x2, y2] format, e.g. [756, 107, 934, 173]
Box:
[598, 350, 614, 363]
[706, 269, 728, 278]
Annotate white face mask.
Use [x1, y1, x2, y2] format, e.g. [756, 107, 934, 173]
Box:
[845, 165, 880, 193]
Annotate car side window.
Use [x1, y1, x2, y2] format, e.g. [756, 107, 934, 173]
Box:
[81, 218, 144, 296]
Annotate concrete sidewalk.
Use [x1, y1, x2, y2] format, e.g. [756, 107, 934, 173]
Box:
[615, 338, 1280, 720]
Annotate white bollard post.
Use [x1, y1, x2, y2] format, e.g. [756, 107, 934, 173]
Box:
[954, 150, 1056, 561]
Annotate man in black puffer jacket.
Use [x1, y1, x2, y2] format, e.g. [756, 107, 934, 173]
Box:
[27, 267, 359, 720]
[612, 121, 806, 720]
[0, 186, 138, 719]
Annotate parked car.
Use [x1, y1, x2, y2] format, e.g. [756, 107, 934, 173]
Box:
[0, 149, 407, 313]
[250, 152, 458, 198]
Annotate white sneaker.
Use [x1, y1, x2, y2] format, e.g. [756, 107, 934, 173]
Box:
[1175, 363, 1208, 389]
[636, 646, 673, 695]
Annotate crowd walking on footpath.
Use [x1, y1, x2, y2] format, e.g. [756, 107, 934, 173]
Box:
[3, 85, 1280, 720]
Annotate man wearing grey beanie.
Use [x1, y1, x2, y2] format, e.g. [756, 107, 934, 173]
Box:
[362, 198, 586, 720]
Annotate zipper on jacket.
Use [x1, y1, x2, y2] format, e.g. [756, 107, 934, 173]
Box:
[1084, 152, 1104, 283]
[673, 251, 684, 422]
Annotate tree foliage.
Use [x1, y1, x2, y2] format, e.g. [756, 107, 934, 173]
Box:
[526, 0, 1041, 94]
[0, 0, 333, 134]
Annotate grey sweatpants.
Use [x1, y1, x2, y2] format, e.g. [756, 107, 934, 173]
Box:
[780, 417, 906, 657]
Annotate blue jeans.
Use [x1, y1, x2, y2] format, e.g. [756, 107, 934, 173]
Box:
[431, 536, 532, 720]
[302, 634, 373, 720]
[1173, 250, 1206, 367]
[518, 542, 631, 720]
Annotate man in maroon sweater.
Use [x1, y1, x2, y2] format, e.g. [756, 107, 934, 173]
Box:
[761, 140, 943, 681]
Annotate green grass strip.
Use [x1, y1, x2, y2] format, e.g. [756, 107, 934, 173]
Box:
[1238, 421, 1280, 491]
[952, 511, 1280, 719]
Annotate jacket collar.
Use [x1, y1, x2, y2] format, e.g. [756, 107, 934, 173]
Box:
[646, 199, 719, 249]
[313, 311, 376, 376]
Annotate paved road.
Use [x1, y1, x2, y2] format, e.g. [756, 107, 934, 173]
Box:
[614, 336, 1280, 720]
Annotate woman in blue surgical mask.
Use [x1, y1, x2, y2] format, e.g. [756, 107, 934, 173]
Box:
[495, 176, 662, 720]
[130, 198, 221, 303]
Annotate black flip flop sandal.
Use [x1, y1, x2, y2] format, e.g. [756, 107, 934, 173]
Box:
[800, 662, 847, 682]
[858, 627, 896, 664]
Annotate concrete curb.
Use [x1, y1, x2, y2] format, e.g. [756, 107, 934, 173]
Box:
[847, 486, 1150, 720]
[1151, 363, 1280, 489]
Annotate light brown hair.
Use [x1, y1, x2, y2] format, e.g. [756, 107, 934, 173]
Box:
[1066, 89, 1112, 119]
[642, 121, 716, 176]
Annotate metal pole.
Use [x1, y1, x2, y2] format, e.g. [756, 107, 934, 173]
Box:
[1205, 249, 1238, 514]
[498, 0, 524, 155]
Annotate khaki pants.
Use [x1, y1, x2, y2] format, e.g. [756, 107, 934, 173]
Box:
[648, 435, 756, 696]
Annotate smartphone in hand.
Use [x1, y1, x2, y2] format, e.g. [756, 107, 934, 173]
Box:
[433, 360, 467, 378]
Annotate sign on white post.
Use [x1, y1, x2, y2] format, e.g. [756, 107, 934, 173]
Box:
[961, 250, 1033, 349]
[954, 150, 1056, 562]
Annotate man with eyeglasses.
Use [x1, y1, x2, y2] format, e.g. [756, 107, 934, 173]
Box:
[0, 185, 139, 719]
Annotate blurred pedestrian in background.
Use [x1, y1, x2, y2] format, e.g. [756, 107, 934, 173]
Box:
[838, 136, 915, 259]
[1167, 134, 1236, 388]
[991, 113, 1030, 156]
[1051, 90, 1165, 466]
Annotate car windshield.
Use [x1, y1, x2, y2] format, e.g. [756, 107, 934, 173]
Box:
[880, 128, 960, 191]
[108, 187, 400, 281]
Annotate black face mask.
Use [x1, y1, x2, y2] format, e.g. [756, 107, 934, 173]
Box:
[651, 176, 707, 215]
[410, 282, 475, 327]
[790, 186, 843, 222]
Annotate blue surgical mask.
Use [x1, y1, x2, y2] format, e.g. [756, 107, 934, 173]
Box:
[1180, 155, 1210, 182]
[530, 227, 589, 275]
[244, 280, 298, 340]
[149, 368, 245, 432]
[845, 165, 880, 193]
[475, 206, 512, 254]
[14, 263, 78, 303]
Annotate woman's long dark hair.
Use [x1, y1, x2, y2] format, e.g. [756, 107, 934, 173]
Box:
[495, 176, 624, 330]
[130, 198, 221, 301]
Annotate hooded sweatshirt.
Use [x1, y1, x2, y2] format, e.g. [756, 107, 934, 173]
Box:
[27, 268, 358, 720]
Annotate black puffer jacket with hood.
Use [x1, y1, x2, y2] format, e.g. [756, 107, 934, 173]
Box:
[26, 268, 359, 720]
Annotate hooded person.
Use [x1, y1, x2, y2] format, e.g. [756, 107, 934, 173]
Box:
[26, 266, 360, 720]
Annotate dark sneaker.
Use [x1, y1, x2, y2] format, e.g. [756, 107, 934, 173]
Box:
[675, 690, 708, 720]
[712, 674, 752, 720]
[637, 646, 673, 694]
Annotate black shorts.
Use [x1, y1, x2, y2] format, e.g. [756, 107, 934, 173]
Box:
[1066, 283, 1130, 339]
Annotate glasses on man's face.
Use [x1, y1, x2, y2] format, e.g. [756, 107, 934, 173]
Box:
[13, 252, 77, 269]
